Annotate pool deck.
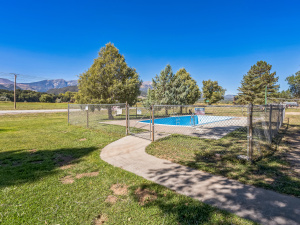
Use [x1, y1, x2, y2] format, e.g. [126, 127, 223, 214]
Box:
[102, 116, 248, 140]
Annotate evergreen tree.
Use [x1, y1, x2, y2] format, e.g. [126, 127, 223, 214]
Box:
[202, 80, 226, 105]
[143, 88, 155, 108]
[278, 89, 292, 99]
[286, 71, 300, 98]
[147, 65, 200, 114]
[149, 65, 200, 105]
[77, 43, 142, 118]
[151, 64, 174, 105]
[237, 61, 279, 105]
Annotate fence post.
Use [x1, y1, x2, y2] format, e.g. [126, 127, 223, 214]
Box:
[276, 105, 280, 132]
[136, 104, 137, 119]
[247, 103, 253, 161]
[126, 102, 128, 135]
[67, 103, 69, 125]
[152, 105, 155, 142]
[86, 105, 89, 128]
[269, 104, 273, 142]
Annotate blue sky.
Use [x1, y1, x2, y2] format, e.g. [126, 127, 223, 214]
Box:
[0, 0, 300, 94]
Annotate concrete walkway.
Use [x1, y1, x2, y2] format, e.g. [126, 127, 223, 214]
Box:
[101, 136, 300, 225]
[0, 109, 67, 115]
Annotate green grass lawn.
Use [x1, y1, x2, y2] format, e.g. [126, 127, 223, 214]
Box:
[146, 116, 300, 198]
[0, 102, 69, 110]
[0, 113, 254, 224]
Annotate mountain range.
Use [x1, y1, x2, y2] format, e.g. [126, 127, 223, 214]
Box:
[0, 77, 235, 99]
[0, 78, 78, 92]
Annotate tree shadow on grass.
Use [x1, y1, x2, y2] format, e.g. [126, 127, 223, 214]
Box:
[174, 125, 300, 197]
[128, 183, 246, 225]
[0, 146, 97, 188]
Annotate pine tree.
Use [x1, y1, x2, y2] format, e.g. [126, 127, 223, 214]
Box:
[77, 43, 141, 118]
[143, 88, 155, 108]
[150, 65, 200, 105]
[151, 64, 174, 105]
[237, 61, 279, 105]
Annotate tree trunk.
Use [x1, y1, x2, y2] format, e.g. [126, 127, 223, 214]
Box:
[180, 106, 183, 115]
[108, 106, 114, 120]
[165, 107, 168, 116]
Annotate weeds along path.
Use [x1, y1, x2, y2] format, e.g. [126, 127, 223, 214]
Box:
[101, 135, 300, 225]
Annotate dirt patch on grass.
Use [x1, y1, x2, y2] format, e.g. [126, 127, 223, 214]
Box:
[28, 149, 37, 154]
[110, 184, 128, 195]
[105, 195, 118, 204]
[79, 138, 87, 141]
[93, 214, 108, 225]
[60, 175, 74, 184]
[134, 187, 157, 205]
[60, 164, 73, 170]
[75, 172, 99, 179]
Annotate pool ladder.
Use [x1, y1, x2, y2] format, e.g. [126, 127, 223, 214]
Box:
[190, 114, 196, 127]
[173, 113, 180, 125]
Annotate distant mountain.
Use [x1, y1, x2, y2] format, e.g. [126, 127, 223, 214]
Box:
[139, 81, 152, 96]
[0, 77, 153, 96]
[0, 84, 14, 90]
[0, 78, 77, 92]
[224, 95, 236, 101]
[140, 81, 152, 92]
[47, 86, 78, 95]
[0, 78, 14, 85]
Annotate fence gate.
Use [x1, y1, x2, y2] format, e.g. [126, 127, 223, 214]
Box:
[128, 106, 153, 140]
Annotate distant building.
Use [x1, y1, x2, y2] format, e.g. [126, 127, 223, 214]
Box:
[283, 102, 299, 107]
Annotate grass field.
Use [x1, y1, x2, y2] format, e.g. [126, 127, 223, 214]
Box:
[146, 115, 300, 198]
[0, 113, 254, 224]
[0, 102, 69, 110]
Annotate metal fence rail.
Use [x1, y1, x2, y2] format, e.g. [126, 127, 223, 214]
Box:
[68, 103, 286, 161]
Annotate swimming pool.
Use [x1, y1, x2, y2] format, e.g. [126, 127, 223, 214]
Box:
[140, 115, 234, 127]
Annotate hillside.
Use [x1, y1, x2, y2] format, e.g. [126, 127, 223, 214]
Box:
[47, 86, 78, 94]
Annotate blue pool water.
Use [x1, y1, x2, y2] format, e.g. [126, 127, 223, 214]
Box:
[140, 115, 234, 126]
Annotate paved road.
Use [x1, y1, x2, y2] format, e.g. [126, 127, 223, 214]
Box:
[101, 135, 300, 225]
[0, 109, 68, 115]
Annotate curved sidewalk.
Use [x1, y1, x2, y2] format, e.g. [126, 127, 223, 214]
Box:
[101, 136, 300, 225]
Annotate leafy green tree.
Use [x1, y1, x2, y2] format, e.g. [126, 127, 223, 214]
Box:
[286, 71, 300, 98]
[237, 61, 279, 105]
[77, 43, 142, 119]
[173, 68, 201, 105]
[202, 80, 226, 105]
[39, 94, 54, 103]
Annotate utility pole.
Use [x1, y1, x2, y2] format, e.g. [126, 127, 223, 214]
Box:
[14, 74, 17, 109]
[265, 85, 267, 105]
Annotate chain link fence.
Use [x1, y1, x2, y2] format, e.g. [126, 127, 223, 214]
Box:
[68, 103, 286, 161]
[68, 103, 127, 130]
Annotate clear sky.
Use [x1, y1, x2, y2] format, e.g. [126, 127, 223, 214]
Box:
[0, 0, 300, 94]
